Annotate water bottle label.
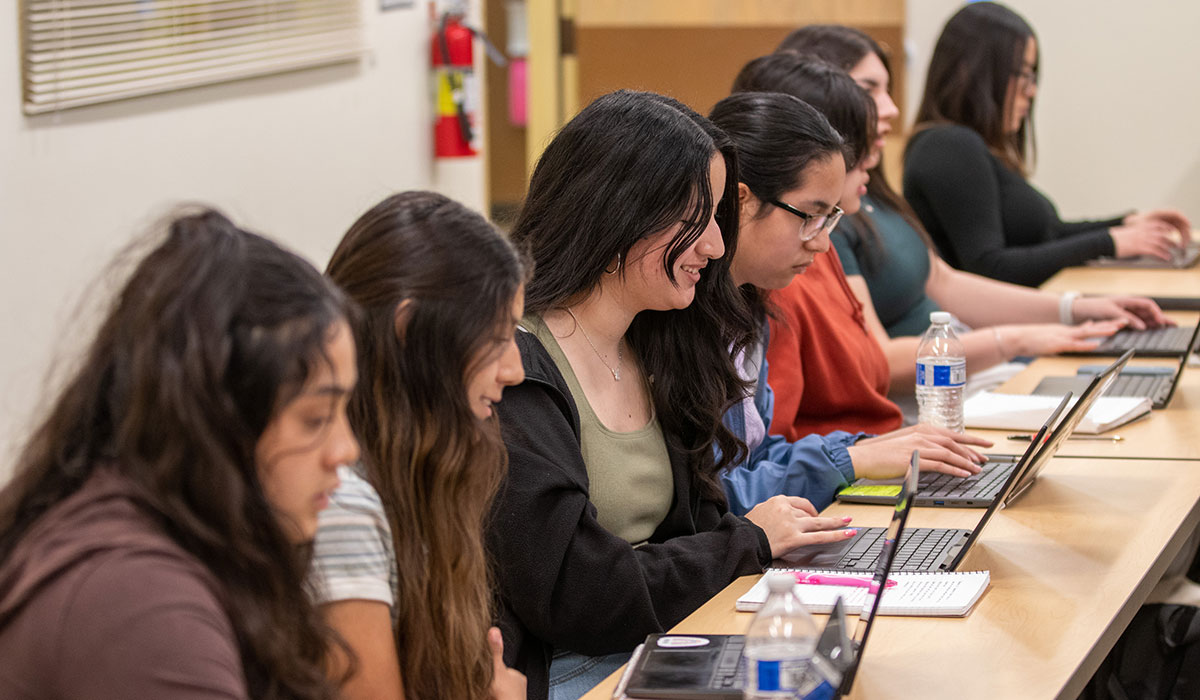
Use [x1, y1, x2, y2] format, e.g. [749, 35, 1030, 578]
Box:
[916, 361, 965, 387]
[752, 659, 809, 691]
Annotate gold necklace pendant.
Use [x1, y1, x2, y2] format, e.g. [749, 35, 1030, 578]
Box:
[565, 307, 623, 381]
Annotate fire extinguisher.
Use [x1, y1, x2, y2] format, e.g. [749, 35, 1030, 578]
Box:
[432, 11, 478, 158]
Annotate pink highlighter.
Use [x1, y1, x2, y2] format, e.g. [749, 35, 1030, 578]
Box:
[793, 572, 897, 591]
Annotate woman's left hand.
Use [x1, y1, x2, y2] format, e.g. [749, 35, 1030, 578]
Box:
[1072, 296, 1172, 330]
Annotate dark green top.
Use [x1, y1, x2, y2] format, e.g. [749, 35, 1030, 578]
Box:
[832, 195, 941, 338]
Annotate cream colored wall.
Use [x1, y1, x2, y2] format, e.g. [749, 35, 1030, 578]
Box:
[0, 2, 485, 482]
[906, 0, 1200, 219]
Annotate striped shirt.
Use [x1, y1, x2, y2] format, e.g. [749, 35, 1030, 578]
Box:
[309, 465, 398, 623]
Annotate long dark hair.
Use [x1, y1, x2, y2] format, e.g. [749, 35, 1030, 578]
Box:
[731, 52, 875, 170]
[325, 191, 526, 700]
[709, 91, 846, 322]
[914, 2, 1038, 173]
[777, 23, 932, 274]
[512, 89, 753, 490]
[0, 209, 352, 700]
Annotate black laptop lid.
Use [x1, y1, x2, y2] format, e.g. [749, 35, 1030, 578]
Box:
[936, 393, 1071, 572]
[1004, 350, 1134, 506]
[839, 453, 919, 694]
[1159, 324, 1200, 404]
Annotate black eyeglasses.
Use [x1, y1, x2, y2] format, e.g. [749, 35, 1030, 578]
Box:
[769, 200, 844, 241]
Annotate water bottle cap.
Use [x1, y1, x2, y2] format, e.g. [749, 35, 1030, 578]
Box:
[766, 572, 797, 593]
[930, 311, 953, 325]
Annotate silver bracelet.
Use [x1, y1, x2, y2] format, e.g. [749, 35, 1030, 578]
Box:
[1059, 291, 1080, 325]
[992, 327, 1007, 359]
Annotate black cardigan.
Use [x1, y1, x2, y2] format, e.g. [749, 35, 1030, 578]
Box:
[487, 330, 771, 699]
[903, 124, 1123, 286]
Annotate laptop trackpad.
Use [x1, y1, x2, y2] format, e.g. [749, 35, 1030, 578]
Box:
[774, 529, 857, 568]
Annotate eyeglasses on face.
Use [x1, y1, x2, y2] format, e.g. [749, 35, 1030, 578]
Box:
[768, 199, 844, 242]
[1015, 67, 1038, 92]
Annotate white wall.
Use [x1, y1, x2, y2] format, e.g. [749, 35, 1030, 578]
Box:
[4, 2, 1197, 484]
[0, 1, 484, 482]
[906, 0, 1200, 219]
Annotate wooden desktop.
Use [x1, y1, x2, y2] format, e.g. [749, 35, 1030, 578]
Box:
[579, 262, 1200, 700]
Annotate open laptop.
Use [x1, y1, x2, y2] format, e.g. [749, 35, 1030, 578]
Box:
[780, 374, 1129, 572]
[837, 394, 1068, 509]
[1065, 318, 1200, 358]
[1087, 241, 1200, 269]
[772, 454, 974, 573]
[621, 462, 914, 699]
[1033, 325, 1197, 409]
[840, 350, 1133, 511]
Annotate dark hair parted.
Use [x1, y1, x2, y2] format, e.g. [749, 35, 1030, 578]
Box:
[731, 52, 875, 169]
[914, 2, 1038, 172]
[777, 23, 934, 274]
[325, 191, 526, 700]
[778, 24, 891, 77]
[513, 89, 754, 487]
[0, 209, 352, 700]
[709, 91, 846, 322]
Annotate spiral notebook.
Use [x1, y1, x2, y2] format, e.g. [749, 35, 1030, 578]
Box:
[735, 569, 990, 617]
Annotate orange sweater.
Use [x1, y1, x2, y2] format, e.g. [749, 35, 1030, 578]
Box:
[766, 248, 903, 439]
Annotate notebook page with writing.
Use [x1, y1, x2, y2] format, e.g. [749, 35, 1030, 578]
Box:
[736, 569, 990, 617]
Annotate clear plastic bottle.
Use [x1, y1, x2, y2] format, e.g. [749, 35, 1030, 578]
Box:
[916, 311, 966, 433]
[743, 573, 819, 699]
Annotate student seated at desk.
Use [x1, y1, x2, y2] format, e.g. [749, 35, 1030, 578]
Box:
[311, 192, 527, 700]
[773, 29, 1169, 341]
[728, 45, 1167, 438]
[0, 211, 359, 699]
[903, 2, 1192, 287]
[488, 90, 853, 700]
[708, 89, 991, 515]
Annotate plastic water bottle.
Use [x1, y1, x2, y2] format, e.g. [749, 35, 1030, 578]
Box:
[916, 311, 966, 433]
[743, 573, 819, 699]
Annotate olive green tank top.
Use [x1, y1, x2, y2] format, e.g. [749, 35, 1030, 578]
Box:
[526, 315, 673, 545]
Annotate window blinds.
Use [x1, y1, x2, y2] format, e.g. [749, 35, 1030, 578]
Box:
[21, 0, 364, 114]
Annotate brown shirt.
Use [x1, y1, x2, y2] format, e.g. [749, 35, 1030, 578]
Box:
[0, 468, 247, 699]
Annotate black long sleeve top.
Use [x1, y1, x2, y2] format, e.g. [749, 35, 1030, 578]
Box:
[487, 330, 771, 699]
[903, 124, 1123, 286]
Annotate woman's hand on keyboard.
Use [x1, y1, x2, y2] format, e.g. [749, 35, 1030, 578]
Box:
[998, 320, 1126, 356]
[1111, 218, 1182, 261]
[1123, 209, 1192, 243]
[745, 495, 857, 558]
[1072, 296, 1171, 330]
[849, 425, 992, 480]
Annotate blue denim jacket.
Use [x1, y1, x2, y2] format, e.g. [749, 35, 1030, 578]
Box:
[720, 332, 866, 515]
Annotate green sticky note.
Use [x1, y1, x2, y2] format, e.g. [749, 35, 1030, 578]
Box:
[839, 484, 902, 498]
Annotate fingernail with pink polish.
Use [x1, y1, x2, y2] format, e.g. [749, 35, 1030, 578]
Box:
[842, 516, 853, 523]
[844, 529, 858, 537]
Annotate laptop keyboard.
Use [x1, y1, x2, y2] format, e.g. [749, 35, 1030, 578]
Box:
[1097, 327, 1196, 354]
[1105, 373, 1170, 400]
[708, 637, 746, 690]
[919, 461, 1013, 499]
[836, 527, 962, 572]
